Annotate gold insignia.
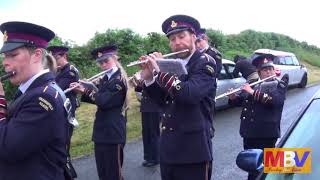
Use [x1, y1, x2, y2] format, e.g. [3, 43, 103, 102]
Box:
[263, 58, 268, 63]
[38, 97, 53, 111]
[116, 84, 122, 91]
[97, 52, 103, 57]
[175, 85, 181, 90]
[171, 21, 177, 28]
[206, 65, 215, 74]
[3, 31, 8, 42]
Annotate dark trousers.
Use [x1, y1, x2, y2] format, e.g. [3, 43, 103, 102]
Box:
[94, 143, 124, 180]
[160, 161, 211, 180]
[243, 138, 277, 180]
[142, 112, 160, 163]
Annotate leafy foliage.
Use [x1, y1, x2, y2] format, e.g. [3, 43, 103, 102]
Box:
[1, 28, 320, 100]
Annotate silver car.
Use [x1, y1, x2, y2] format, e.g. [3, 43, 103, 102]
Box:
[216, 59, 246, 109]
[252, 49, 308, 88]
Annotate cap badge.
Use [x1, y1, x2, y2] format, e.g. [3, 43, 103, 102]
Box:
[263, 58, 268, 63]
[3, 31, 8, 42]
[97, 52, 103, 57]
[171, 21, 177, 28]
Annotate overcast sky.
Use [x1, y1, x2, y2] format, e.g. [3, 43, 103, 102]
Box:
[0, 0, 319, 48]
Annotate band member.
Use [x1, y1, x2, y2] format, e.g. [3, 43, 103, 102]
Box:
[47, 45, 79, 178]
[139, 15, 216, 180]
[233, 55, 259, 83]
[130, 72, 161, 167]
[0, 21, 68, 180]
[195, 28, 222, 75]
[228, 54, 287, 180]
[71, 44, 128, 180]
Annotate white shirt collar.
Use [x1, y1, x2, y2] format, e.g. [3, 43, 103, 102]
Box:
[105, 66, 119, 79]
[180, 51, 195, 67]
[19, 69, 50, 93]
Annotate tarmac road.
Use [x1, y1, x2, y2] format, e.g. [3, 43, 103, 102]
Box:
[73, 84, 320, 180]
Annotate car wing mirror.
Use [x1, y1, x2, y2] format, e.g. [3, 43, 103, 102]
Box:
[236, 149, 264, 172]
[300, 64, 306, 68]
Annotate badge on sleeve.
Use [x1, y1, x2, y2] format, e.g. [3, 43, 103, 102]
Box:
[206, 65, 215, 75]
[116, 84, 122, 91]
[38, 97, 53, 111]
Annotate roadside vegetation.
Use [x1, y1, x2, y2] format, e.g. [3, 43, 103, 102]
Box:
[1, 28, 319, 158]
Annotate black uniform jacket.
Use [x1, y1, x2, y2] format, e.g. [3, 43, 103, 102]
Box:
[55, 63, 79, 116]
[0, 72, 68, 180]
[145, 50, 216, 164]
[229, 79, 287, 138]
[205, 46, 222, 75]
[81, 69, 127, 144]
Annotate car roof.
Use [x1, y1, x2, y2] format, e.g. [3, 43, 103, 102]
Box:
[222, 58, 234, 64]
[254, 49, 296, 57]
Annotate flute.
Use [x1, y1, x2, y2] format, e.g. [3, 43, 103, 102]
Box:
[126, 49, 189, 67]
[215, 74, 276, 101]
[0, 71, 16, 82]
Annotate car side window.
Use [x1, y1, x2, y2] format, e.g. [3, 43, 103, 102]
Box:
[279, 57, 286, 65]
[292, 56, 300, 66]
[285, 56, 294, 65]
[218, 65, 228, 80]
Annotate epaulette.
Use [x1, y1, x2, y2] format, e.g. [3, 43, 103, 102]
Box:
[209, 47, 222, 54]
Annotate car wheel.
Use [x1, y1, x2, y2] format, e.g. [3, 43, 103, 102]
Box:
[298, 73, 307, 88]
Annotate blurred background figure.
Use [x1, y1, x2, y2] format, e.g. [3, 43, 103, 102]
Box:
[233, 55, 259, 83]
[130, 69, 161, 167]
[47, 45, 80, 179]
[195, 28, 223, 76]
[71, 44, 128, 180]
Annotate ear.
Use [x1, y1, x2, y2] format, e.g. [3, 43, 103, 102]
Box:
[30, 48, 43, 63]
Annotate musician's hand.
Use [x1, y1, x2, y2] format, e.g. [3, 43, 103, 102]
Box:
[0, 82, 5, 96]
[146, 55, 160, 73]
[227, 88, 237, 100]
[139, 55, 152, 81]
[241, 83, 254, 95]
[70, 82, 85, 94]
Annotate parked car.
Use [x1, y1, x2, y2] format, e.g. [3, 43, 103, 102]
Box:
[216, 59, 246, 109]
[236, 89, 320, 180]
[252, 49, 308, 88]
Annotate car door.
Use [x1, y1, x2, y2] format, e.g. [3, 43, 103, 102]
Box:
[292, 55, 305, 83]
[216, 63, 246, 108]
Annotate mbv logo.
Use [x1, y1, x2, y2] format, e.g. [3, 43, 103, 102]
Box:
[264, 148, 311, 173]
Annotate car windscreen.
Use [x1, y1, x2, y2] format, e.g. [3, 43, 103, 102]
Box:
[265, 99, 320, 180]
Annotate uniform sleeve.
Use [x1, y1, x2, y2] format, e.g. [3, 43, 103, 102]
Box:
[232, 63, 240, 77]
[57, 69, 80, 92]
[0, 94, 59, 162]
[171, 61, 216, 105]
[252, 80, 287, 106]
[82, 79, 126, 110]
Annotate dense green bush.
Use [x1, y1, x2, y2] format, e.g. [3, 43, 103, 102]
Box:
[1, 29, 319, 100]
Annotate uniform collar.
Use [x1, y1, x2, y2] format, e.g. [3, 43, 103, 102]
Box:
[200, 45, 210, 53]
[19, 69, 50, 93]
[105, 66, 119, 80]
[180, 51, 195, 67]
